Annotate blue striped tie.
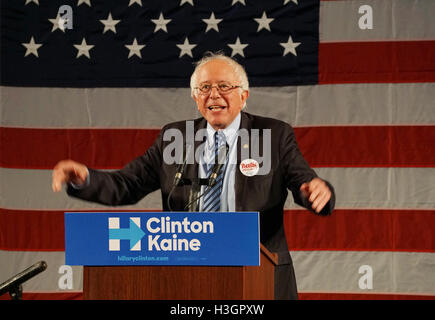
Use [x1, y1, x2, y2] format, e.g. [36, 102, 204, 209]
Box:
[202, 132, 227, 212]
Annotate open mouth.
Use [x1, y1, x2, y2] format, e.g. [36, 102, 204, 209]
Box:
[208, 106, 226, 111]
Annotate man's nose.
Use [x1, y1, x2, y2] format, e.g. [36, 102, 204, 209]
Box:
[209, 86, 222, 99]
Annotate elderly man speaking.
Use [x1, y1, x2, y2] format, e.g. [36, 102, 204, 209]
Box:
[52, 52, 335, 300]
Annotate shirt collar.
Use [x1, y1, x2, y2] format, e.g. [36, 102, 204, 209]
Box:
[206, 112, 241, 148]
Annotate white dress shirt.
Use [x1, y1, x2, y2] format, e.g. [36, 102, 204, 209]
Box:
[198, 113, 241, 211]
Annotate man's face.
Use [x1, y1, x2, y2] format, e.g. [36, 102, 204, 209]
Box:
[193, 59, 249, 130]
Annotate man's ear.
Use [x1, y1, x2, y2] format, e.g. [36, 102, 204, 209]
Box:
[241, 90, 249, 104]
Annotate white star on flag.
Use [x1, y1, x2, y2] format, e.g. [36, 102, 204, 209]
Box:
[179, 0, 194, 5]
[254, 11, 274, 32]
[77, 0, 91, 6]
[74, 38, 94, 59]
[151, 13, 172, 33]
[100, 13, 121, 34]
[128, 0, 142, 6]
[125, 38, 146, 59]
[228, 37, 248, 58]
[22, 36, 42, 57]
[280, 35, 301, 56]
[202, 12, 222, 33]
[284, 0, 298, 5]
[232, 0, 246, 5]
[48, 14, 66, 33]
[25, 0, 39, 5]
[176, 37, 197, 58]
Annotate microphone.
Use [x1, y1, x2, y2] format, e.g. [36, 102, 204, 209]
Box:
[168, 144, 193, 211]
[173, 144, 192, 187]
[208, 143, 229, 187]
[0, 261, 47, 298]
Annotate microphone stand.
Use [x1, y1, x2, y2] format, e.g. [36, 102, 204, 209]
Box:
[169, 142, 228, 212]
[178, 178, 210, 212]
[0, 261, 47, 300]
[7, 284, 22, 300]
[188, 179, 201, 212]
[186, 143, 229, 211]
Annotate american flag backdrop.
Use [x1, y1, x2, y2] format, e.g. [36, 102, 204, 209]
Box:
[1, 0, 434, 300]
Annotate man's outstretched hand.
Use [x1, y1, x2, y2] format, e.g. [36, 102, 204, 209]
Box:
[52, 160, 88, 192]
[300, 178, 332, 213]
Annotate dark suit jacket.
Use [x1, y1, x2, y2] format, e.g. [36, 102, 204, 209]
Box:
[68, 111, 335, 299]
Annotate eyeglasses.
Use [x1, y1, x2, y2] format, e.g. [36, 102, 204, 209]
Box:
[194, 82, 242, 95]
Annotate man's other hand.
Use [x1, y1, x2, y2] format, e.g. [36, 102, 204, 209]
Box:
[300, 178, 332, 213]
[52, 160, 88, 192]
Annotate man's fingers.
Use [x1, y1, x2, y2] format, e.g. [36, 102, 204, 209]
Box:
[310, 190, 324, 210]
[52, 180, 60, 192]
[311, 191, 331, 213]
[301, 178, 331, 213]
[306, 180, 323, 202]
[52, 168, 67, 192]
[308, 186, 323, 202]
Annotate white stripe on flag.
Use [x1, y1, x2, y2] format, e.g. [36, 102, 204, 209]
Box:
[292, 250, 435, 295]
[2, 83, 434, 128]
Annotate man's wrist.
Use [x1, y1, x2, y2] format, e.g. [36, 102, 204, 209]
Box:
[69, 168, 90, 189]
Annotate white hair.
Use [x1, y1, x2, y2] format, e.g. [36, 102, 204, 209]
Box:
[190, 52, 250, 101]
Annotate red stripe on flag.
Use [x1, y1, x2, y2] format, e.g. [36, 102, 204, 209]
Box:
[294, 126, 435, 167]
[284, 209, 435, 252]
[1, 126, 434, 169]
[0, 209, 66, 251]
[0, 127, 160, 170]
[298, 292, 435, 300]
[1, 208, 434, 252]
[319, 41, 435, 84]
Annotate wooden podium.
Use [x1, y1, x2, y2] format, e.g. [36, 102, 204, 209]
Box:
[83, 244, 277, 300]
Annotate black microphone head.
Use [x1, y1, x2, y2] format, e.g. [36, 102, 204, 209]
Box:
[208, 172, 218, 187]
[17, 261, 47, 282]
[37, 261, 48, 272]
[173, 144, 192, 187]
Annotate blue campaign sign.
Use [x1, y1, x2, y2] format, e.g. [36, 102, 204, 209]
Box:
[64, 212, 259, 266]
